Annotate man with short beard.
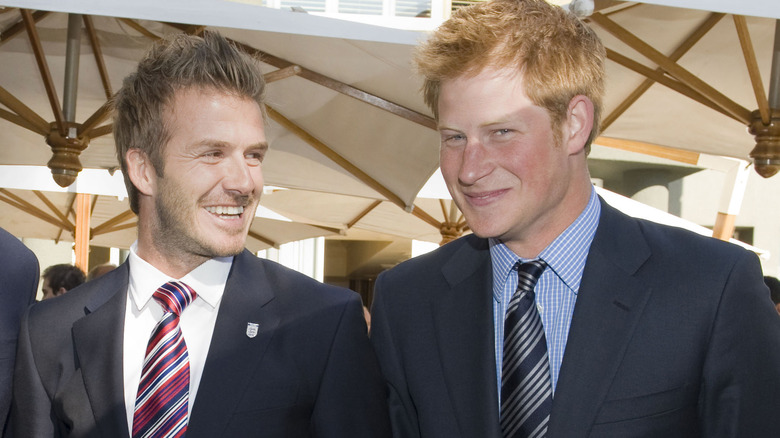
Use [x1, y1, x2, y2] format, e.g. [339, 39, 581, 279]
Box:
[12, 31, 390, 438]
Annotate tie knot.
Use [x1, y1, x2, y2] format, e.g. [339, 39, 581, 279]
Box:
[515, 259, 547, 293]
[153, 281, 197, 316]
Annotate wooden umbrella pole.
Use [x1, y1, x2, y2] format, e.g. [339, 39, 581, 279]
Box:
[74, 193, 91, 272]
[711, 162, 751, 241]
[748, 20, 780, 178]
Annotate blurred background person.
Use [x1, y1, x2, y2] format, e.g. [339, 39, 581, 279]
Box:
[40, 264, 85, 300]
[87, 263, 117, 282]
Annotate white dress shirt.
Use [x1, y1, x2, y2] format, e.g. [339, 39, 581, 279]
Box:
[122, 242, 232, 431]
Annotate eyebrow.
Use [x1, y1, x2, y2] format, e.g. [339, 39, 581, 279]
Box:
[252, 142, 270, 152]
[192, 140, 269, 151]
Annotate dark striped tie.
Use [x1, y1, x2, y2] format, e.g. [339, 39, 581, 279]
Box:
[133, 281, 197, 438]
[501, 260, 551, 438]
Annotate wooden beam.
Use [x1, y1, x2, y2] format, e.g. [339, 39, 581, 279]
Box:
[79, 99, 113, 137]
[118, 18, 160, 40]
[0, 85, 50, 135]
[595, 136, 701, 165]
[447, 200, 460, 224]
[602, 12, 724, 131]
[65, 192, 77, 220]
[83, 15, 113, 100]
[310, 224, 343, 234]
[605, 49, 738, 122]
[733, 15, 770, 125]
[590, 12, 752, 125]
[411, 204, 442, 230]
[0, 189, 72, 230]
[74, 193, 90, 271]
[265, 105, 408, 209]
[91, 209, 136, 235]
[88, 124, 113, 138]
[32, 190, 74, 230]
[248, 230, 277, 248]
[0, 107, 47, 135]
[346, 200, 382, 229]
[21, 9, 66, 135]
[439, 199, 449, 225]
[0, 10, 48, 47]
[229, 39, 437, 131]
[264, 66, 302, 84]
[92, 220, 137, 236]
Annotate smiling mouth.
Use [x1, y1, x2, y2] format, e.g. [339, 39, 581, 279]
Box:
[466, 189, 507, 200]
[205, 206, 245, 218]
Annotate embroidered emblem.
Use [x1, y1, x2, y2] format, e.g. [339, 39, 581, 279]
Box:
[246, 322, 259, 338]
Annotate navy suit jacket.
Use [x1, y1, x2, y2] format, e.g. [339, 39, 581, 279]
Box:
[12, 250, 391, 437]
[370, 198, 780, 437]
[0, 228, 39, 436]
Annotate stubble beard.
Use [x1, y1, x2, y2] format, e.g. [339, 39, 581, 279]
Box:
[153, 179, 253, 262]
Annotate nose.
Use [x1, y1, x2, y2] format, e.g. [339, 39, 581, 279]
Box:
[457, 140, 491, 186]
[222, 155, 260, 195]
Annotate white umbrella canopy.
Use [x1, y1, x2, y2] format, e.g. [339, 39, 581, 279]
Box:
[630, 0, 780, 19]
[588, 0, 780, 176]
[0, 0, 438, 211]
[259, 187, 462, 245]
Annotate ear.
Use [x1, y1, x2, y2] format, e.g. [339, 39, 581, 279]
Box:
[563, 95, 595, 155]
[125, 148, 157, 197]
[56, 287, 67, 297]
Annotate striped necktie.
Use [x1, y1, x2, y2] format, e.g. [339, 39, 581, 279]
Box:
[133, 281, 197, 438]
[501, 260, 551, 438]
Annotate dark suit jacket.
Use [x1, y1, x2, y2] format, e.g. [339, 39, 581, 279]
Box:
[0, 228, 39, 436]
[12, 250, 391, 437]
[370, 198, 780, 437]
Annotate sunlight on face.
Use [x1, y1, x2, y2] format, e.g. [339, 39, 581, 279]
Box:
[146, 88, 267, 268]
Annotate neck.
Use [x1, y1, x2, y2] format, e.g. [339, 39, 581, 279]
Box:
[135, 218, 208, 279]
[505, 175, 593, 259]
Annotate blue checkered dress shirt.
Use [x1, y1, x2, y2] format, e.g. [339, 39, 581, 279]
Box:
[491, 187, 600, 407]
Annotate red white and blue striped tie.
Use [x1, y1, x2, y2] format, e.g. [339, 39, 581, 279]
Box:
[133, 281, 197, 438]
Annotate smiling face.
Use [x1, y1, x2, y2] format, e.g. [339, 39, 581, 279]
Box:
[438, 66, 592, 257]
[130, 87, 267, 276]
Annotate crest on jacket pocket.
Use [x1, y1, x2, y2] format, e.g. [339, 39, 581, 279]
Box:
[246, 322, 259, 338]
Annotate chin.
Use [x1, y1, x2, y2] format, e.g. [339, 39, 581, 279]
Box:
[202, 239, 247, 258]
[218, 243, 246, 257]
[470, 228, 504, 240]
[461, 216, 506, 239]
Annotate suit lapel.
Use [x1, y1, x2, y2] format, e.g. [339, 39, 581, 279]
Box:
[549, 200, 653, 437]
[72, 263, 131, 438]
[187, 250, 280, 437]
[432, 237, 502, 438]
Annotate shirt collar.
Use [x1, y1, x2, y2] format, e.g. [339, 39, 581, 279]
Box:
[490, 240, 520, 302]
[490, 186, 600, 296]
[128, 241, 233, 311]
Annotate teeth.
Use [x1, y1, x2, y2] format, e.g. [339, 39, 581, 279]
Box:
[206, 206, 244, 215]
